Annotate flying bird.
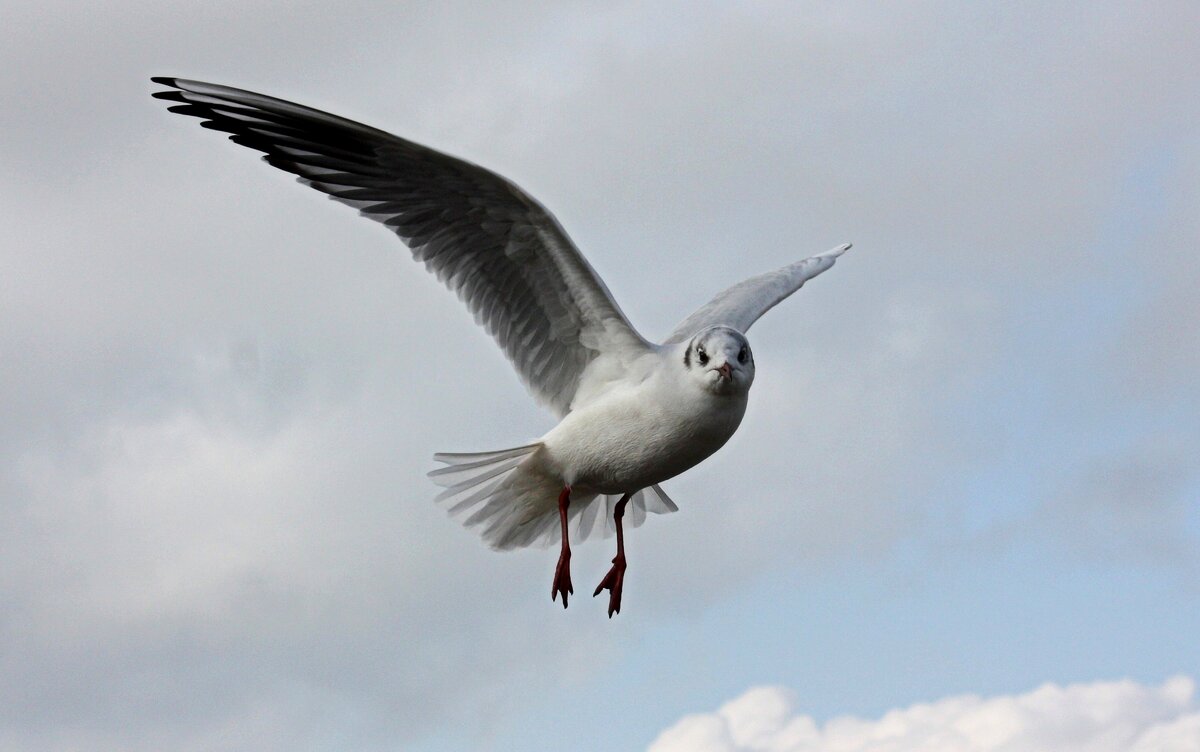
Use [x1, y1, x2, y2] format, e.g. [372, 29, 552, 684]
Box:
[151, 77, 851, 617]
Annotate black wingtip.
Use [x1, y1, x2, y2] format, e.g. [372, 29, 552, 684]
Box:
[150, 77, 183, 101]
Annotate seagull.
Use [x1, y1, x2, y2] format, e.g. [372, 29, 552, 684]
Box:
[151, 77, 851, 617]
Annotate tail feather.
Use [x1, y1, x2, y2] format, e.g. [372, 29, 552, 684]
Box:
[428, 443, 679, 551]
[573, 484, 676, 541]
[432, 445, 539, 464]
[433, 455, 527, 502]
[643, 483, 678, 514]
[446, 476, 509, 516]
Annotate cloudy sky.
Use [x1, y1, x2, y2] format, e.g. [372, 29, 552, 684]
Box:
[2, 2, 1198, 750]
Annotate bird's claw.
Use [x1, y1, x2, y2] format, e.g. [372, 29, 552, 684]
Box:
[592, 554, 626, 617]
[551, 550, 573, 608]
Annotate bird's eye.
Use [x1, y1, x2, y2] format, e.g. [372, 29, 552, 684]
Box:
[738, 347, 747, 364]
[697, 347, 708, 366]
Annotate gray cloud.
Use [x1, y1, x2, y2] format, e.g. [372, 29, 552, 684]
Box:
[1028, 434, 1200, 574]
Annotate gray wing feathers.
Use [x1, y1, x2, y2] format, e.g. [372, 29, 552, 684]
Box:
[665, 243, 851, 343]
[152, 78, 648, 416]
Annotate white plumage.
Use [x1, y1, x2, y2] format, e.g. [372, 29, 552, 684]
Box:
[153, 77, 851, 613]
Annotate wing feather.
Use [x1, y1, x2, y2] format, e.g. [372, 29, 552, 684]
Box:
[152, 77, 650, 416]
[664, 244, 851, 343]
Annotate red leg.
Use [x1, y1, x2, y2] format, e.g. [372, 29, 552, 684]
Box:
[551, 486, 573, 608]
[593, 493, 632, 617]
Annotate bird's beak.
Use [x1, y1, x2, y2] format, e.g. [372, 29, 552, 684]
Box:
[717, 363, 732, 381]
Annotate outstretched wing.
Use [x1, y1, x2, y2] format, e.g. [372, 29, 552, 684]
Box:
[151, 77, 650, 417]
[664, 243, 851, 343]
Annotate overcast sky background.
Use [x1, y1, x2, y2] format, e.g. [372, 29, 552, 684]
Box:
[2, 2, 1198, 750]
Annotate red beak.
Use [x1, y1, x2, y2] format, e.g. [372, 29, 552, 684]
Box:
[717, 363, 732, 380]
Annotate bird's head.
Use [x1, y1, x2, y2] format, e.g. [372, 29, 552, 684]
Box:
[681, 326, 754, 395]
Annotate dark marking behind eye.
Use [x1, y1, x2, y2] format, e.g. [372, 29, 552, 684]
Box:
[683, 344, 691, 368]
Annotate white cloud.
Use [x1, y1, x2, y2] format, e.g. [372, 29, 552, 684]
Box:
[649, 677, 1200, 752]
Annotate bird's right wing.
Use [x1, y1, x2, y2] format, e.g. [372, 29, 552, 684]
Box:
[151, 78, 650, 417]
[664, 244, 851, 343]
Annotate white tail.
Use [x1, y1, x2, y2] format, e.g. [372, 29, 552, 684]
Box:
[429, 444, 679, 551]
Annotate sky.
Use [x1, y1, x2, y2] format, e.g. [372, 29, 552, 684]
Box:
[1, 2, 1198, 750]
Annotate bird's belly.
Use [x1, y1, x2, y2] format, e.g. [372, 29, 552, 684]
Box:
[542, 390, 747, 494]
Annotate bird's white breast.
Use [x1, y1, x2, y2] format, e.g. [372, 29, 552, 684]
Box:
[540, 352, 748, 493]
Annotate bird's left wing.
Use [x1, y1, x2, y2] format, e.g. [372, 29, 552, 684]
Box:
[151, 78, 650, 417]
[663, 244, 851, 343]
